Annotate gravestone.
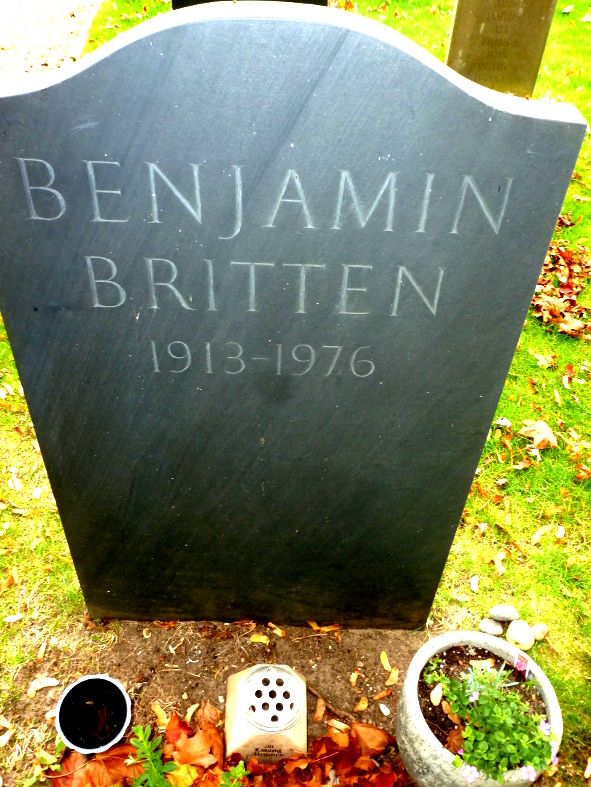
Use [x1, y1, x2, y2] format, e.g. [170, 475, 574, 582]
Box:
[447, 0, 558, 96]
[0, 3, 585, 626]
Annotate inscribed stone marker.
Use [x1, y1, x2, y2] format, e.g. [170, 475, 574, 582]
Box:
[447, 0, 558, 96]
[0, 3, 585, 626]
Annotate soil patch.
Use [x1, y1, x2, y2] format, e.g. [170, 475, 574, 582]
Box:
[8, 619, 427, 786]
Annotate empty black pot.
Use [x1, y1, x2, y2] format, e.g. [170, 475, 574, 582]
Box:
[55, 675, 131, 754]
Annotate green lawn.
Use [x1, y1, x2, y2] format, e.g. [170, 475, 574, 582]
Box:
[1, 1, 590, 784]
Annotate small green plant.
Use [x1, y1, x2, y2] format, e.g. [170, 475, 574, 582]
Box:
[221, 760, 249, 787]
[424, 660, 554, 783]
[130, 724, 177, 787]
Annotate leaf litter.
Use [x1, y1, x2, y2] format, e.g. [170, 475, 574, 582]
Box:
[530, 240, 591, 339]
[42, 704, 414, 787]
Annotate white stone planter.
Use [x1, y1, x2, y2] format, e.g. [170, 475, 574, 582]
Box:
[396, 631, 562, 786]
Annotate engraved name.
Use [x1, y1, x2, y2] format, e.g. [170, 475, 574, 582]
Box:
[85, 255, 445, 317]
[14, 157, 514, 237]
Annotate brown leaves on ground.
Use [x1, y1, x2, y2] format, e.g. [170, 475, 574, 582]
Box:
[519, 419, 558, 451]
[531, 241, 591, 339]
[49, 744, 143, 786]
[245, 722, 411, 787]
[45, 706, 412, 787]
[43, 712, 225, 787]
[164, 717, 224, 768]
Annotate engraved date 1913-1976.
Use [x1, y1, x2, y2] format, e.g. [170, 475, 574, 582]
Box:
[149, 340, 376, 378]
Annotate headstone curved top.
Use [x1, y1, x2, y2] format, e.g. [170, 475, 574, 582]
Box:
[0, 3, 585, 625]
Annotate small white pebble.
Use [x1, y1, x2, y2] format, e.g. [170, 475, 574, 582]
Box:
[378, 703, 391, 716]
[430, 684, 443, 707]
[489, 603, 519, 622]
[532, 623, 549, 641]
[506, 619, 535, 651]
[479, 618, 504, 636]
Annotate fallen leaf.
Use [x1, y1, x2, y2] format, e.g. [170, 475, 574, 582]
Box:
[353, 696, 368, 712]
[327, 718, 350, 732]
[167, 763, 200, 787]
[446, 726, 464, 754]
[351, 723, 393, 755]
[519, 420, 558, 450]
[584, 756, 591, 779]
[47, 750, 88, 786]
[284, 757, 311, 774]
[151, 701, 170, 729]
[0, 566, 19, 592]
[195, 700, 222, 727]
[379, 650, 392, 672]
[371, 688, 392, 701]
[0, 729, 13, 747]
[531, 524, 553, 545]
[555, 525, 566, 541]
[185, 703, 199, 724]
[470, 575, 479, 593]
[441, 700, 461, 725]
[46, 744, 142, 787]
[385, 668, 399, 686]
[92, 744, 144, 781]
[267, 622, 286, 637]
[327, 727, 350, 747]
[0, 716, 11, 730]
[306, 621, 342, 635]
[249, 633, 270, 645]
[27, 675, 59, 698]
[493, 551, 507, 575]
[575, 463, 591, 481]
[172, 728, 221, 767]
[36, 641, 48, 663]
[166, 713, 194, 744]
[313, 697, 326, 721]
[533, 353, 556, 368]
[349, 670, 360, 687]
[3, 613, 23, 624]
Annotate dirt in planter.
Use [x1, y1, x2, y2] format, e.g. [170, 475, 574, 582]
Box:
[417, 645, 547, 751]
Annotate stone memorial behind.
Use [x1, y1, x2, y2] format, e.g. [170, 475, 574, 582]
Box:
[447, 0, 558, 97]
[0, 3, 585, 626]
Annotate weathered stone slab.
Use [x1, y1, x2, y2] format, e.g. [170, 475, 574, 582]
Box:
[0, 3, 585, 625]
[447, 0, 558, 96]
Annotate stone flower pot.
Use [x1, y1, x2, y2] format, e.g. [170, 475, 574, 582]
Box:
[396, 631, 562, 786]
[55, 674, 131, 754]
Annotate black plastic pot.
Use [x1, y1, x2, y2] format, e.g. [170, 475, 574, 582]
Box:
[55, 675, 131, 754]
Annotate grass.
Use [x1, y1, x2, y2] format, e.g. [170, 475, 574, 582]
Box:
[83, 0, 172, 51]
[1, 0, 590, 784]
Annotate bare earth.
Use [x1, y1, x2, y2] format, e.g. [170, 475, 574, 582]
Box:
[0, 3, 429, 785]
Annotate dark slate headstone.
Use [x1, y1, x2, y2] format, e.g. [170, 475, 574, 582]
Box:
[0, 3, 585, 626]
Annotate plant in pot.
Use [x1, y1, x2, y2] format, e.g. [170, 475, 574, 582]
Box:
[396, 631, 562, 786]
